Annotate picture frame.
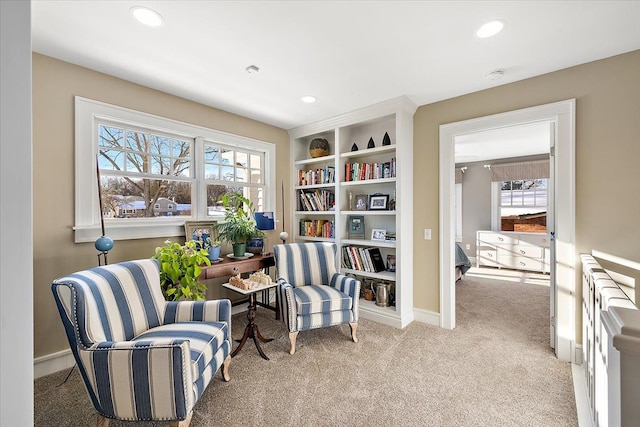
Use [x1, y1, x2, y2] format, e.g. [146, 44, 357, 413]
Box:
[347, 215, 365, 239]
[371, 228, 387, 241]
[386, 254, 396, 272]
[354, 194, 368, 211]
[368, 193, 389, 210]
[184, 221, 218, 249]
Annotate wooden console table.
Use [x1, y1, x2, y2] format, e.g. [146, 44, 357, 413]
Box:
[199, 253, 278, 317]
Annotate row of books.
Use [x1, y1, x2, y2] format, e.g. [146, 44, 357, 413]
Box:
[298, 165, 335, 186]
[298, 189, 335, 211]
[344, 158, 396, 182]
[342, 246, 387, 273]
[299, 219, 334, 238]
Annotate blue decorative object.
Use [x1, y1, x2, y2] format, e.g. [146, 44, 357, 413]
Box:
[207, 245, 221, 261]
[95, 236, 114, 252]
[254, 211, 275, 230]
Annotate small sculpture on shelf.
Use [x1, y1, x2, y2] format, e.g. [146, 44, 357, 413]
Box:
[367, 137, 375, 149]
[309, 138, 330, 158]
[351, 142, 358, 152]
[382, 131, 391, 146]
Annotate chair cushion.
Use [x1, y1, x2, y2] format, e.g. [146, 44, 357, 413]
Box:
[134, 321, 227, 381]
[293, 285, 352, 316]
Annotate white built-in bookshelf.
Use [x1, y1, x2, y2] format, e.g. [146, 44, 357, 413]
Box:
[288, 97, 416, 328]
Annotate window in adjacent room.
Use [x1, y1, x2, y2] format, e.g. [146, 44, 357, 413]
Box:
[499, 178, 548, 233]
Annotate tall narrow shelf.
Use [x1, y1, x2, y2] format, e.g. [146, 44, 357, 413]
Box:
[288, 96, 416, 328]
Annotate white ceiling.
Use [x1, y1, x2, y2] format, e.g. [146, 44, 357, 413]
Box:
[32, 1, 640, 132]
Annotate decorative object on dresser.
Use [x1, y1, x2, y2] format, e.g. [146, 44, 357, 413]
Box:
[184, 220, 220, 260]
[273, 242, 360, 354]
[51, 259, 232, 427]
[309, 137, 330, 158]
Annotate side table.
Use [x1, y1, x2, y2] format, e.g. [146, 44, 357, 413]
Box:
[223, 281, 279, 360]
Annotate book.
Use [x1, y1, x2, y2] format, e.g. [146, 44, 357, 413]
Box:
[368, 248, 387, 273]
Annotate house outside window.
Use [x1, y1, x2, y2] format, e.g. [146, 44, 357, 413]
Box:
[74, 97, 276, 242]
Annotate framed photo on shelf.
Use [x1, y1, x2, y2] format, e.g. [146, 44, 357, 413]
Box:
[184, 221, 217, 248]
[369, 193, 389, 210]
[386, 254, 396, 272]
[371, 229, 387, 241]
[354, 194, 368, 211]
[347, 215, 365, 239]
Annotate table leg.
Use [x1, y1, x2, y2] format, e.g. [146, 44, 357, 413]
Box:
[231, 292, 273, 360]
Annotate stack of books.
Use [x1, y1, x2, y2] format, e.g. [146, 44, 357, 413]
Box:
[341, 246, 387, 273]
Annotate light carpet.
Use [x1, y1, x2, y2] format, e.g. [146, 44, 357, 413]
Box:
[34, 268, 577, 426]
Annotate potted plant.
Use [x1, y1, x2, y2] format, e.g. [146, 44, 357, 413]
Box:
[214, 192, 265, 257]
[153, 239, 211, 301]
[205, 237, 222, 261]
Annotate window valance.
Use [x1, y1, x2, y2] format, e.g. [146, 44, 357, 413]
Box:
[490, 159, 549, 182]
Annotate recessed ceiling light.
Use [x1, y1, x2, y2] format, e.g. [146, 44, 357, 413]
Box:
[301, 96, 317, 103]
[486, 70, 505, 81]
[131, 6, 164, 27]
[476, 20, 505, 38]
[246, 65, 260, 74]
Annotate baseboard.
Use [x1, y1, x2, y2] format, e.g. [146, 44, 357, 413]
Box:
[572, 362, 594, 427]
[412, 307, 440, 327]
[34, 349, 75, 379]
[574, 344, 583, 365]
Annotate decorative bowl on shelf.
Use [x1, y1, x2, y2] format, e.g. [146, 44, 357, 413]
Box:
[309, 138, 330, 158]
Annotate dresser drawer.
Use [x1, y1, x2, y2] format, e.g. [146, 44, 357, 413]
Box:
[509, 245, 544, 258]
[498, 256, 544, 272]
[518, 233, 550, 248]
[478, 250, 499, 267]
[477, 232, 518, 245]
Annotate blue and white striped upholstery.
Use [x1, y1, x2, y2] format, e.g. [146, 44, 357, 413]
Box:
[274, 242, 360, 336]
[51, 259, 231, 423]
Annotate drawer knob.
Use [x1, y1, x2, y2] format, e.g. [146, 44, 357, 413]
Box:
[520, 250, 525, 254]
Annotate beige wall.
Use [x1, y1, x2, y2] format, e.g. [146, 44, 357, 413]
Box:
[413, 50, 640, 338]
[32, 53, 291, 358]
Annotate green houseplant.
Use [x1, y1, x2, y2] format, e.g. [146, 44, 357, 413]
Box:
[154, 239, 211, 301]
[214, 192, 265, 257]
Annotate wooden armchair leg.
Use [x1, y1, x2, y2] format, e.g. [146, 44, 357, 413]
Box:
[169, 411, 193, 427]
[349, 322, 359, 343]
[97, 415, 110, 427]
[221, 355, 231, 382]
[288, 331, 298, 355]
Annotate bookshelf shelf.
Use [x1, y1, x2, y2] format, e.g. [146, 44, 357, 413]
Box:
[288, 96, 416, 328]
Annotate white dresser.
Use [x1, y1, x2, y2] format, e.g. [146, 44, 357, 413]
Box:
[476, 231, 550, 273]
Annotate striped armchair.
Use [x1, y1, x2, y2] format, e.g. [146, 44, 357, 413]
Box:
[51, 259, 232, 427]
[274, 242, 360, 354]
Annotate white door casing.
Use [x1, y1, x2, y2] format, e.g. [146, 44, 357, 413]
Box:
[439, 99, 576, 362]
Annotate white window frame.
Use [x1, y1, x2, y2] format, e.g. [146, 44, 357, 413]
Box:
[74, 96, 276, 243]
[492, 179, 548, 232]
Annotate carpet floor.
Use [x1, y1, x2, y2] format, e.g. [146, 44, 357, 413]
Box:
[34, 267, 577, 426]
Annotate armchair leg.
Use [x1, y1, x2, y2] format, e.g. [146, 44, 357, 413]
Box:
[349, 322, 359, 343]
[288, 331, 298, 355]
[169, 410, 193, 427]
[96, 415, 109, 427]
[221, 355, 231, 382]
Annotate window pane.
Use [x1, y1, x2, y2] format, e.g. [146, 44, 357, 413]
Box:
[536, 190, 548, 206]
[501, 181, 511, 191]
[99, 125, 124, 149]
[99, 150, 124, 170]
[173, 139, 190, 159]
[204, 145, 219, 163]
[205, 164, 219, 179]
[500, 191, 511, 206]
[221, 165, 234, 181]
[126, 131, 148, 153]
[220, 149, 234, 166]
[236, 167, 248, 183]
[126, 152, 145, 173]
[151, 135, 170, 156]
[151, 156, 170, 175]
[250, 169, 262, 184]
[511, 180, 523, 190]
[511, 191, 523, 206]
[236, 152, 248, 167]
[100, 176, 191, 219]
[522, 189, 536, 206]
[206, 184, 242, 216]
[250, 154, 261, 169]
[173, 157, 191, 178]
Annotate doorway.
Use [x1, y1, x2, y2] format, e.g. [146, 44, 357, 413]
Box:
[439, 100, 576, 362]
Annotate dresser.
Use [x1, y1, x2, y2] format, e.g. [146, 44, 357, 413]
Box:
[476, 231, 550, 273]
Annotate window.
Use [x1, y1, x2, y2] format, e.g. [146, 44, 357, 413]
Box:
[75, 97, 276, 242]
[498, 179, 548, 233]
